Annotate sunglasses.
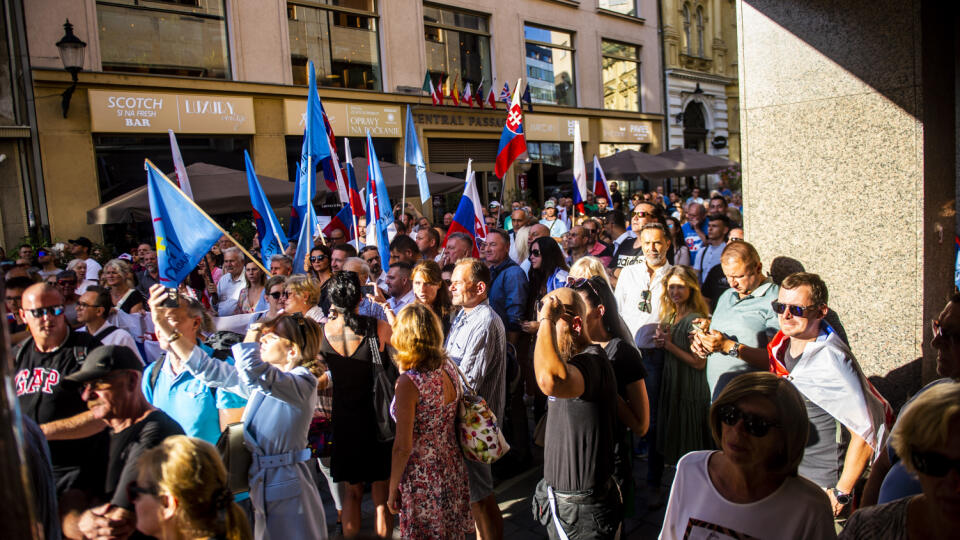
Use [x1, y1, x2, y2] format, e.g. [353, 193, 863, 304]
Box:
[310, 255, 328, 262]
[932, 319, 960, 343]
[637, 289, 652, 313]
[25, 305, 65, 318]
[76, 301, 102, 310]
[267, 291, 283, 300]
[529, 249, 541, 257]
[568, 277, 602, 302]
[535, 298, 578, 319]
[911, 450, 960, 477]
[718, 404, 780, 437]
[57, 280, 77, 286]
[632, 211, 652, 218]
[280, 291, 292, 299]
[770, 301, 819, 317]
[5, 295, 22, 304]
[126, 480, 159, 502]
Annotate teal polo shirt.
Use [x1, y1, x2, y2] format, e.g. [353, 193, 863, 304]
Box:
[705, 279, 780, 400]
[142, 343, 248, 446]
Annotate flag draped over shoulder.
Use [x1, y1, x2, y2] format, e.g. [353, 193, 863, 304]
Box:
[145, 160, 222, 286]
[494, 83, 528, 179]
[404, 106, 430, 204]
[244, 150, 287, 267]
[571, 122, 588, 212]
[366, 132, 393, 267]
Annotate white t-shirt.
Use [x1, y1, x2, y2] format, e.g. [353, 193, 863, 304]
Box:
[660, 451, 836, 540]
[615, 262, 671, 348]
[85, 258, 102, 282]
[79, 323, 144, 365]
[215, 271, 247, 316]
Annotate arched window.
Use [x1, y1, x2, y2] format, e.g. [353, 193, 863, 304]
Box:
[696, 6, 704, 57]
[682, 4, 691, 55]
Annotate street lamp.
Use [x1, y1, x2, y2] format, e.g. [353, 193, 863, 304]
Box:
[56, 19, 86, 118]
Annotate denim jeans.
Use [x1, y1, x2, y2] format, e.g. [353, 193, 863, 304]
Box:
[532, 478, 622, 540]
[640, 347, 665, 487]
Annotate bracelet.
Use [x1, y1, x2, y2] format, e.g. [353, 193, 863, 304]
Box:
[538, 318, 552, 323]
[164, 330, 183, 344]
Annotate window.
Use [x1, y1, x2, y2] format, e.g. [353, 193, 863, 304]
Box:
[97, 0, 230, 78]
[423, 4, 491, 98]
[598, 0, 637, 17]
[682, 4, 691, 55]
[696, 6, 704, 57]
[601, 40, 641, 112]
[288, 0, 381, 90]
[524, 25, 576, 106]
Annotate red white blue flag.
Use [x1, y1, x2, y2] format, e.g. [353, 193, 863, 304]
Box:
[442, 160, 486, 257]
[494, 82, 528, 179]
[571, 121, 588, 213]
[342, 138, 365, 218]
[323, 203, 354, 241]
[593, 155, 612, 207]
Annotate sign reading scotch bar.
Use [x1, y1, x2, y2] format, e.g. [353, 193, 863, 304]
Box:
[88, 90, 255, 134]
[284, 100, 401, 138]
[600, 118, 655, 143]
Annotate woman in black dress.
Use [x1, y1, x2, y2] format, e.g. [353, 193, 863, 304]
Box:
[320, 271, 394, 537]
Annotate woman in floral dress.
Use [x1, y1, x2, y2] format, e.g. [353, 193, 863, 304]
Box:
[388, 303, 473, 539]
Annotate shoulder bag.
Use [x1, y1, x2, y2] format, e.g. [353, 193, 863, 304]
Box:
[370, 329, 397, 442]
[450, 360, 510, 463]
[216, 422, 252, 494]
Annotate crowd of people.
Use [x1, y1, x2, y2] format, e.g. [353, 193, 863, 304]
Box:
[3, 180, 958, 540]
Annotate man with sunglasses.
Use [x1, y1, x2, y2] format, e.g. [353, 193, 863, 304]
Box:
[611, 202, 662, 274]
[14, 282, 110, 536]
[67, 345, 183, 540]
[36, 246, 62, 279]
[761, 273, 890, 516]
[532, 288, 620, 539]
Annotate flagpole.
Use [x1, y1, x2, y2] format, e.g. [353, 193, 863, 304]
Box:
[145, 159, 268, 275]
[401, 160, 408, 218]
[352, 214, 360, 252]
[308, 154, 328, 245]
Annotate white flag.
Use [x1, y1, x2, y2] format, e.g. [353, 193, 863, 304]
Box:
[168, 130, 194, 200]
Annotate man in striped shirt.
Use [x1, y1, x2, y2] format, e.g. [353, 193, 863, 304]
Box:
[446, 257, 506, 540]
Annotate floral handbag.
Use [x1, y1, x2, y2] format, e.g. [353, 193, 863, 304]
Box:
[450, 360, 510, 464]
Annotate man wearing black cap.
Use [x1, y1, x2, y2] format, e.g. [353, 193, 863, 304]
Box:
[70, 345, 183, 539]
[68, 236, 102, 283]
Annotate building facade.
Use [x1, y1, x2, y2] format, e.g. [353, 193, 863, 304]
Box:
[661, 0, 738, 184]
[15, 0, 665, 245]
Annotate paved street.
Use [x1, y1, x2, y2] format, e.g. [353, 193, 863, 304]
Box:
[331, 450, 674, 539]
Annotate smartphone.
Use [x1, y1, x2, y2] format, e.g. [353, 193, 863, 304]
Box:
[361, 285, 375, 297]
[162, 287, 180, 308]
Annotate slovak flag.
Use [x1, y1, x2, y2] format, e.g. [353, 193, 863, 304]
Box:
[593, 155, 613, 207]
[571, 122, 588, 213]
[494, 82, 528, 179]
[323, 203, 354, 241]
[365, 131, 393, 267]
[442, 159, 486, 257]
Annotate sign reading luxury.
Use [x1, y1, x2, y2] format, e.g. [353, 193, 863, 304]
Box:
[88, 90, 255, 133]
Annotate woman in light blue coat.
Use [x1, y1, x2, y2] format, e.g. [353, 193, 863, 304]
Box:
[149, 286, 327, 539]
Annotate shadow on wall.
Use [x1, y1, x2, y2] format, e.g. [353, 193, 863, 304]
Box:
[767, 255, 922, 409]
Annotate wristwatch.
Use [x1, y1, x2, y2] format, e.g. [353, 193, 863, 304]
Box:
[831, 488, 852, 506]
[726, 340, 742, 358]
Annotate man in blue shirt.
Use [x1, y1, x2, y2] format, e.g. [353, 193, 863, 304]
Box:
[680, 202, 708, 257]
[142, 294, 246, 445]
[484, 228, 528, 342]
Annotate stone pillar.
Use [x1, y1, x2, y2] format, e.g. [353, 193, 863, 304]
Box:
[737, 0, 956, 403]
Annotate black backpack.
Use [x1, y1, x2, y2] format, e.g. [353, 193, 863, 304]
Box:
[147, 331, 244, 392]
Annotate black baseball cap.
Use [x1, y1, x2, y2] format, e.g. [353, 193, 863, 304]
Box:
[68, 237, 93, 249]
[64, 346, 143, 384]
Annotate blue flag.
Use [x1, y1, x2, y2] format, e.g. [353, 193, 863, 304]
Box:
[366, 131, 393, 267]
[297, 60, 331, 207]
[145, 160, 223, 286]
[244, 150, 288, 267]
[292, 201, 316, 275]
[404, 105, 430, 203]
[289, 160, 307, 237]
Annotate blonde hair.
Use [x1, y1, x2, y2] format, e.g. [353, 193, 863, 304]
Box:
[568, 256, 613, 291]
[514, 226, 531, 262]
[284, 274, 323, 305]
[710, 372, 808, 476]
[392, 303, 447, 372]
[138, 436, 252, 540]
[891, 382, 960, 476]
[102, 259, 136, 290]
[658, 265, 711, 322]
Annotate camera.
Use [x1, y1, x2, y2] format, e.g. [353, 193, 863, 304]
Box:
[162, 287, 180, 308]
